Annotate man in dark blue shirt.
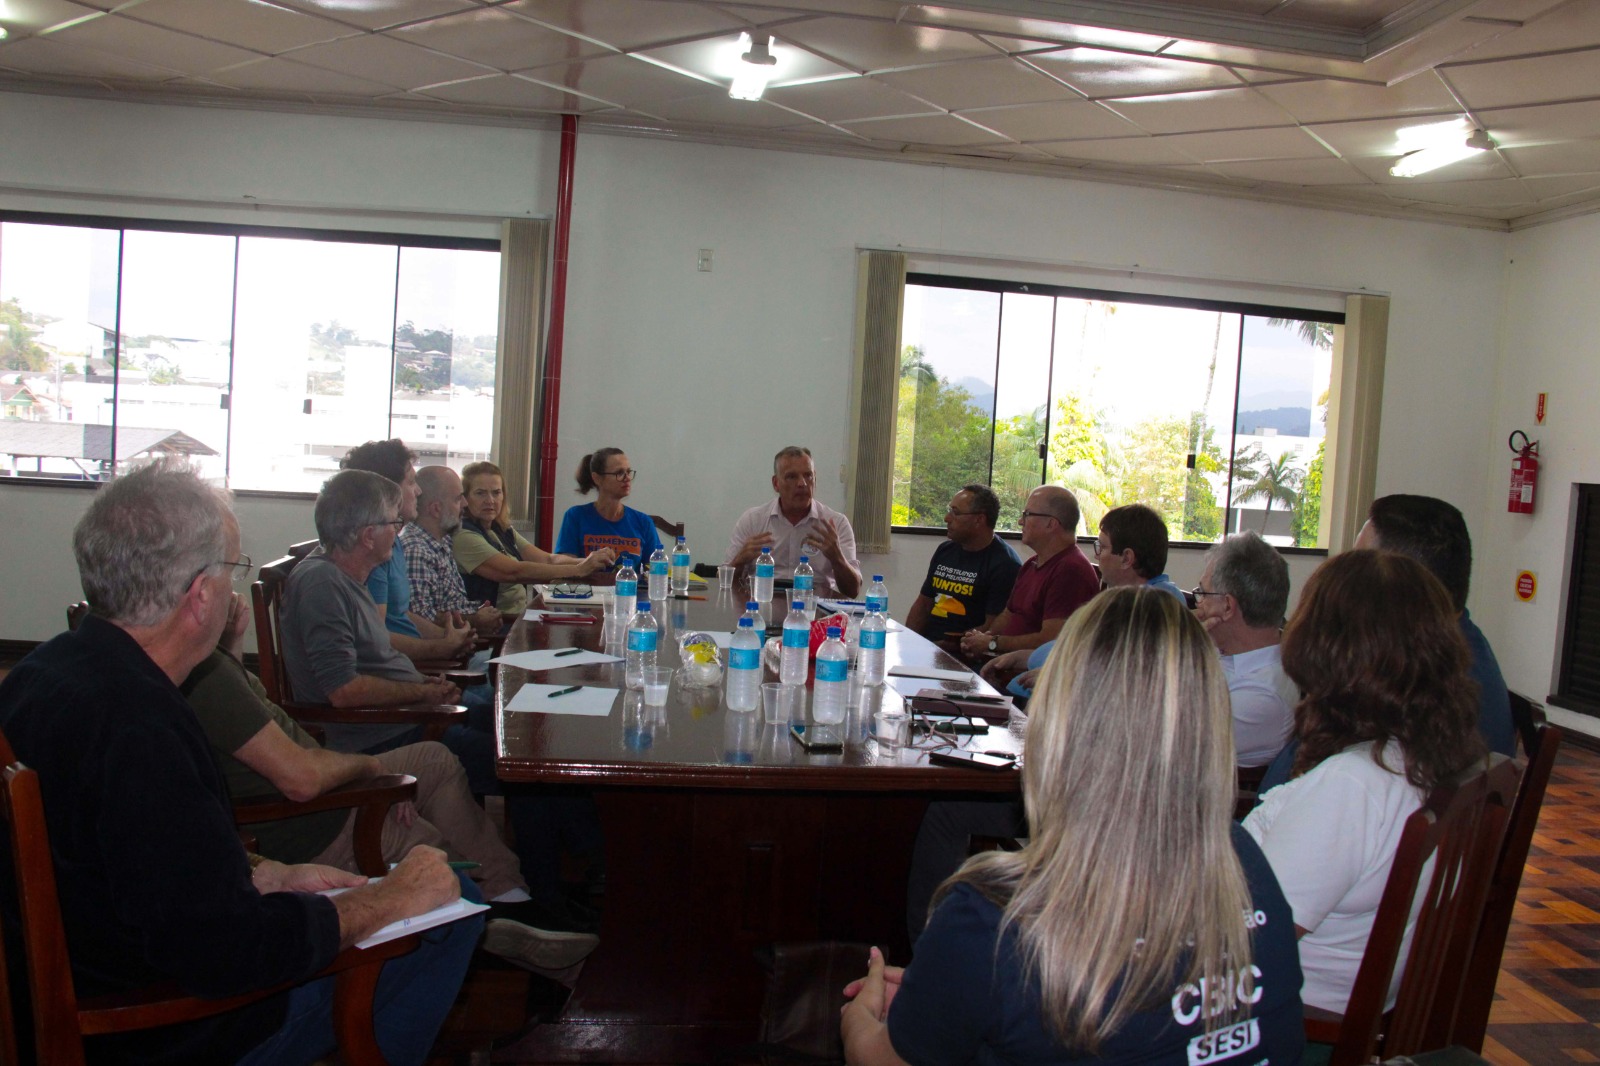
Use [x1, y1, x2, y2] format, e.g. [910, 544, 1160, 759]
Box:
[0, 459, 479, 1065]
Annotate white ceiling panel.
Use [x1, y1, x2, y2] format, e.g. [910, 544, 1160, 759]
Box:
[1448, 0, 1600, 62]
[1440, 47, 1600, 112]
[1499, 140, 1600, 177]
[1341, 148, 1513, 185]
[874, 56, 1077, 111]
[837, 111, 1015, 146]
[1476, 100, 1600, 148]
[1101, 86, 1295, 135]
[281, 32, 498, 89]
[522, 54, 717, 102]
[126, 0, 362, 55]
[207, 54, 404, 95]
[772, 18, 1001, 72]
[1156, 125, 1334, 163]
[390, 5, 616, 69]
[646, 90, 827, 129]
[1204, 155, 1376, 185]
[0, 34, 183, 80]
[1030, 135, 1198, 165]
[763, 75, 938, 123]
[638, 31, 854, 89]
[510, 0, 749, 52]
[1254, 72, 1459, 124]
[271, 0, 481, 32]
[1305, 114, 1470, 158]
[1024, 47, 1248, 98]
[0, 0, 108, 37]
[46, 14, 265, 74]
[412, 71, 614, 109]
[956, 98, 1144, 142]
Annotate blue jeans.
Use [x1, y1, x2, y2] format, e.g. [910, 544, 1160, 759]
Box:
[236, 874, 484, 1066]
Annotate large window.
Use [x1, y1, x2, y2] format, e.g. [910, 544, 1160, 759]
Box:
[0, 215, 500, 492]
[894, 275, 1339, 548]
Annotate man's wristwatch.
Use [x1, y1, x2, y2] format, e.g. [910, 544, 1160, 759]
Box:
[987, 637, 999, 654]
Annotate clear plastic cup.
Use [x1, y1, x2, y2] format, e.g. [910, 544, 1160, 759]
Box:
[718, 565, 736, 589]
[643, 667, 672, 707]
[873, 709, 911, 752]
[762, 682, 789, 726]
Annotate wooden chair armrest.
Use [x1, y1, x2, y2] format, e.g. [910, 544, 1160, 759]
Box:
[77, 934, 418, 1037]
[231, 774, 418, 825]
[1302, 1005, 1344, 1045]
[411, 658, 470, 673]
[281, 702, 468, 727]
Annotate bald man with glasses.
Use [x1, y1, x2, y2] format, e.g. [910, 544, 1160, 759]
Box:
[958, 485, 1098, 662]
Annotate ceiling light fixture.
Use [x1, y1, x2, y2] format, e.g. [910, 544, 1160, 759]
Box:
[1390, 127, 1494, 178]
[729, 33, 777, 102]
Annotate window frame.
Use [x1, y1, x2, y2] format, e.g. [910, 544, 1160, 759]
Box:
[892, 270, 1344, 548]
[0, 209, 500, 496]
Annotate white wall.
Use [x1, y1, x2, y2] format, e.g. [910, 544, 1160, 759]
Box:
[1473, 212, 1600, 736]
[0, 93, 1505, 664]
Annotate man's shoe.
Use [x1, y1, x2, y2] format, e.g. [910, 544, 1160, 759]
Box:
[482, 919, 599, 971]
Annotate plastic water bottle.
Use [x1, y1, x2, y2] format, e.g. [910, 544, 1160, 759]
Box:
[670, 535, 691, 595]
[742, 599, 767, 635]
[812, 626, 848, 725]
[647, 545, 669, 603]
[780, 599, 810, 686]
[625, 600, 659, 690]
[865, 574, 888, 616]
[753, 547, 776, 605]
[793, 555, 815, 620]
[727, 616, 763, 712]
[613, 556, 639, 623]
[858, 607, 887, 685]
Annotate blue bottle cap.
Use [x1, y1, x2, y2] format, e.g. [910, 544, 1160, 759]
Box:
[747, 601, 758, 610]
[827, 626, 841, 638]
[799, 555, 809, 563]
[738, 617, 753, 627]
[873, 575, 883, 582]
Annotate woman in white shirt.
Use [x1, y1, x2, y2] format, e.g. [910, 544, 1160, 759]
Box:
[1243, 549, 1485, 1015]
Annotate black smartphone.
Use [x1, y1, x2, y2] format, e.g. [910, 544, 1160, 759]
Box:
[789, 724, 844, 753]
[928, 749, 1015, 771]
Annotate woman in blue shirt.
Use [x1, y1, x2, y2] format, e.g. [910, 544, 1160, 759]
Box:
[555, 447, 662, 573]
[841, 588, 1304, 1066]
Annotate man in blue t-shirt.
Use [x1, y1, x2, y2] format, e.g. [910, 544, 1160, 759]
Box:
[906, 485, 1021, 648]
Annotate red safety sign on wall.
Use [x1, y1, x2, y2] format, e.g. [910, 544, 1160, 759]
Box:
[1536, 393, 1547, 424]
[1516, 571, 1537, 602]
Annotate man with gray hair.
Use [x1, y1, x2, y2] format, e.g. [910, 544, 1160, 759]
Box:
[726, 445, 862, 597]
[0, 459, 479, 1064]
[402, 464, 503, 637]
[1193, 529, 1298, 767]
[283, 468, 463, 756]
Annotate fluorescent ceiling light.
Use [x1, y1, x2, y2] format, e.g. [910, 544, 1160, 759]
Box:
[1389, 123, 1494, 178]
[729, 33, 777, 101]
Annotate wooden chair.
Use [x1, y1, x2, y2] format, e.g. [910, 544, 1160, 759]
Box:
[650, 514, 684, 541]
[0, 731, 417, 1066]
[1304, 758, 1520, 1065]
[232, 774, 419, 878]
[251, 554, 468, 742]
[287, 538, 321, 559]
[1506, 690, 1546, 758]
[1234, 763, 1269, 821]
[1452, 723, 1565, 1053]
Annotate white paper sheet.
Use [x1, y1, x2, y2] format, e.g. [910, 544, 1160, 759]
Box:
[507, 683, 619, 716]
[489, 648, 622, 670]
[321, 880, 491, 949]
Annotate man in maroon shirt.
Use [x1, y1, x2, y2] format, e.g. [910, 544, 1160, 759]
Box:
[959, 485, 1099, 661]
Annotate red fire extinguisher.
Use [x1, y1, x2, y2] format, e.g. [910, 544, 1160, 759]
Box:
[1508, 430, 1539, 515]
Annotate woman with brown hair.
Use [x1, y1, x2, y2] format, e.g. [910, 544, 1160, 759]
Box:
[1243, 548, 1486, 1017]
[451, 460, 614, 616]
[841, 587, 1304, 1065]
[554, 447, 662, 572]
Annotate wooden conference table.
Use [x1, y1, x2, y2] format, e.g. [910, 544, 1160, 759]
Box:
[493, 586, 1022, 1063]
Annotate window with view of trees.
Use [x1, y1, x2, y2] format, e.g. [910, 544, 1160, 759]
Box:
[893, 275, 1338, 549]
[0, 215, 500, 493]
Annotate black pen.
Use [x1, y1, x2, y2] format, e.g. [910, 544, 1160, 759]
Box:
[554, 648, 583, 657]
[547, 685, 582, 698]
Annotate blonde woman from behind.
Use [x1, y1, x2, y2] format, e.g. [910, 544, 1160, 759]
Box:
[842, 587, 1305, 1066]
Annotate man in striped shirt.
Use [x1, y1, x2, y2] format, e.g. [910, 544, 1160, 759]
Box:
[400, 465, 502, 638]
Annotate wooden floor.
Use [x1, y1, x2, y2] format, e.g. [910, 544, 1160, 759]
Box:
[431, 742, 1600, 1064]
[1481, 740, 1600, 1065]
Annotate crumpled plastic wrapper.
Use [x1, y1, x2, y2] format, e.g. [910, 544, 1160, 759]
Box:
[676, 630, 723, 687]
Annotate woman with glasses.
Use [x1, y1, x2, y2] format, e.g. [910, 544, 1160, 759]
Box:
[452, 460, 614, 616]
[1242, 549, 1484, 1020]
[842, 587, 1304, 1066]
[554, 448, 662, 577]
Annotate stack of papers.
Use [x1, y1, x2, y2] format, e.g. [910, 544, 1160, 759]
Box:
[507, 683, 618, 716]
[322, 881, 490, 949]
[489, 648, 622, 671]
